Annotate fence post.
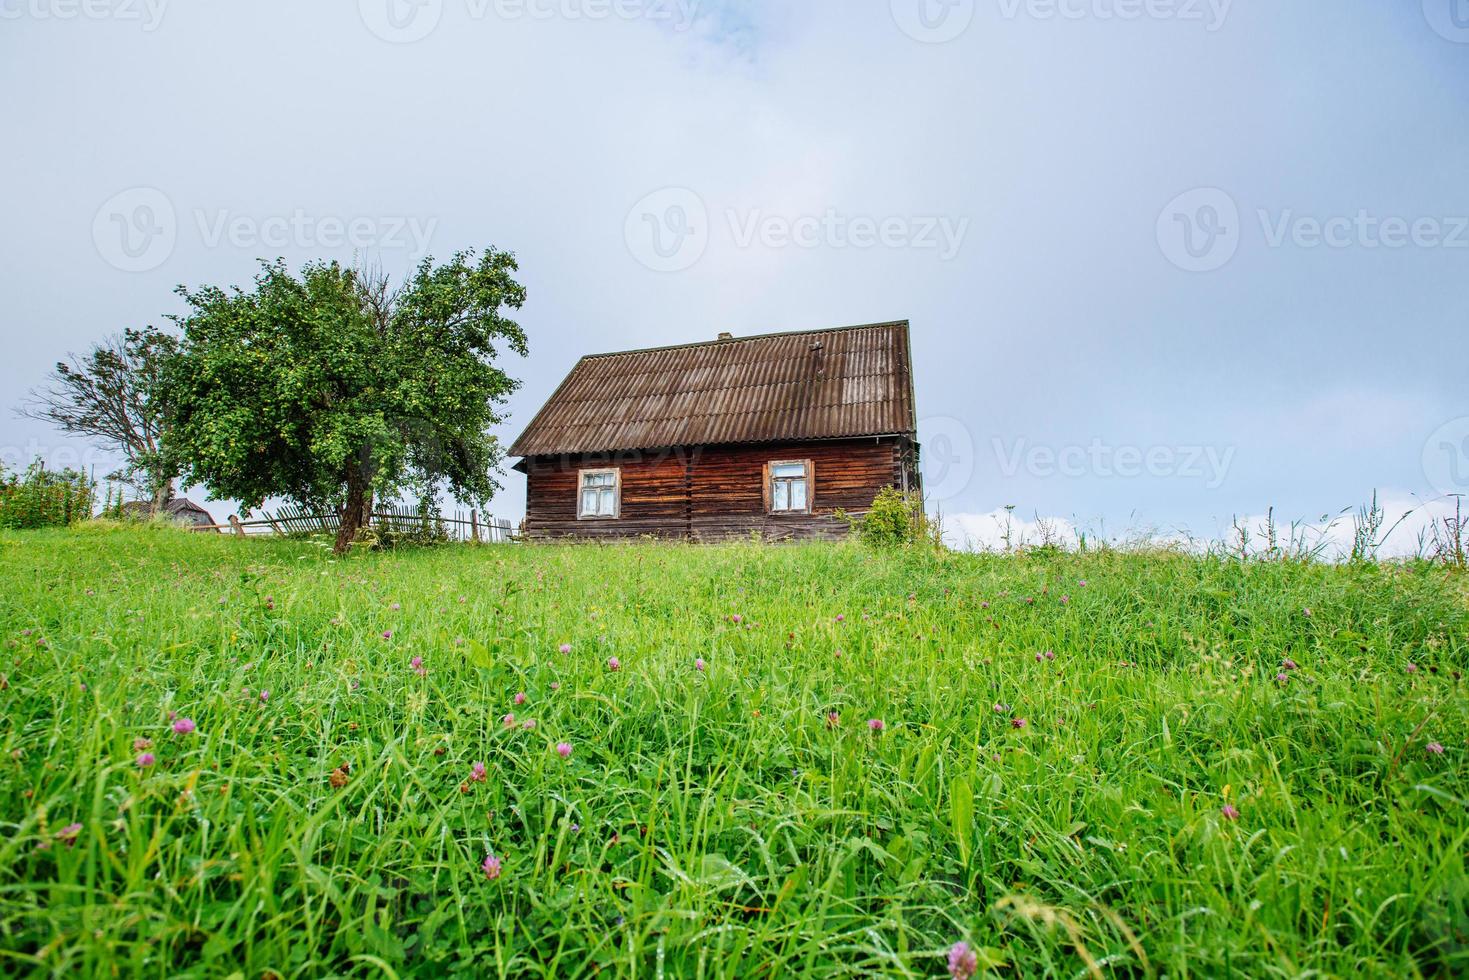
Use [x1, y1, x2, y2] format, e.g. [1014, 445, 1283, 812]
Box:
[228, 515, 246, 538]
[470, 510, 480, 544]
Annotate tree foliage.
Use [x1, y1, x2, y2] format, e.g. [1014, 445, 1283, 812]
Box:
[162, 249, 527, 552]
[17, 327, 178, 509]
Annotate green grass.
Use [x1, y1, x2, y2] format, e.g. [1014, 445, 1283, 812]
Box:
[0, 524, 1465, 978]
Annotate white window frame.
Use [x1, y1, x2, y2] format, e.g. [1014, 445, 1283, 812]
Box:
[577, 467, 621, 520]
[766, 459, 813, 515]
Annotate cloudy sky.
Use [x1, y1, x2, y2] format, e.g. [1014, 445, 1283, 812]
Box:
[3, 0, 1467, 553]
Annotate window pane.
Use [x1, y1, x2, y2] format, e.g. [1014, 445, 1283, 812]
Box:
[772, 463, 805, 478]
[773, 481, 789, 511]
[790, 479, 807, 511]
[583, 472, 614, 488]
[598, 489, 616, 516]
[580, 490, 598, 515]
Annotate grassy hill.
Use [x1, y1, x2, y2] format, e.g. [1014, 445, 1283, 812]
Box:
[0, 525, 1465, 977]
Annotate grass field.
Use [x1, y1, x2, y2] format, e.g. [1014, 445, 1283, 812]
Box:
[0, 524, 1465, 978]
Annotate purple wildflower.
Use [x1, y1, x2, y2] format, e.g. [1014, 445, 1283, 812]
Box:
[1221, 804, 1239, 820]
[470, 761, 487, 783]
[1426, 742, 1445, 756]
[694, 658, 706, 671]
[867, 718, 885, 733]
[556, 742, 573, 758]
[482, 852, 502, 880]
[172, 717, 196, 735]
[948, 941, 979, 980]
[514, 691, 527, 705]
[607, 656, 621, 672]
[136, 752, 155, 768]
[558, 643, 571, 654]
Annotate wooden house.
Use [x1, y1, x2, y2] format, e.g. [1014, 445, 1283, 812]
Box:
[509, 321, 920, 541]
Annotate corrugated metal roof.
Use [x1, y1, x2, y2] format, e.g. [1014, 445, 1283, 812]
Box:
[510, 320, 916, 456]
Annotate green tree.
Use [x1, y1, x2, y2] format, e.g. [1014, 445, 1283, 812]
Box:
[163, 250, 527, 553]
[17, 327, 179, 511]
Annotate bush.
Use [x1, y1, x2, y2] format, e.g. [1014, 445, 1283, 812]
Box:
[0, 460, 95, 529]
[854, 487, 932, 548]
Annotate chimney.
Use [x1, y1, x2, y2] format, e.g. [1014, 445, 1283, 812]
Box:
[717, 332, 734, 341]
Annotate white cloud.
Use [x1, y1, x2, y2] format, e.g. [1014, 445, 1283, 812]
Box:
[943, 493, 1467, 560]
[941, 508, 1080, 551]
[1220, 493, 1465, 561]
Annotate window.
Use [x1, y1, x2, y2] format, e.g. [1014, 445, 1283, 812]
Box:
[767, 460, 811, 513]
[578, 468, 620, 519]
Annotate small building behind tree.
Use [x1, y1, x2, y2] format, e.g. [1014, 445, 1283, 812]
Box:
[510, 321, 920, 541]
[120, 497, 218, 530]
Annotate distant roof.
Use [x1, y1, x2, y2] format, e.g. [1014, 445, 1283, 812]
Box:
[509, 320, 916, 457]
[121, 498, 216, 527]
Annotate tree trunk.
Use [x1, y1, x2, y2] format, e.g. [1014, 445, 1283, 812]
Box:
[151, 476, 175, 513]
[334, 468, 371, 555]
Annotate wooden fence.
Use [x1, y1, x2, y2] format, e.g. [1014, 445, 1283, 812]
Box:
[197, 504, 515, 544]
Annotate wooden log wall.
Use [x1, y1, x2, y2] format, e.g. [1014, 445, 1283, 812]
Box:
[521, 438, 910, 541]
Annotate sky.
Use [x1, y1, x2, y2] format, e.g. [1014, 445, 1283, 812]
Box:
[2, 0, 1467, 555]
